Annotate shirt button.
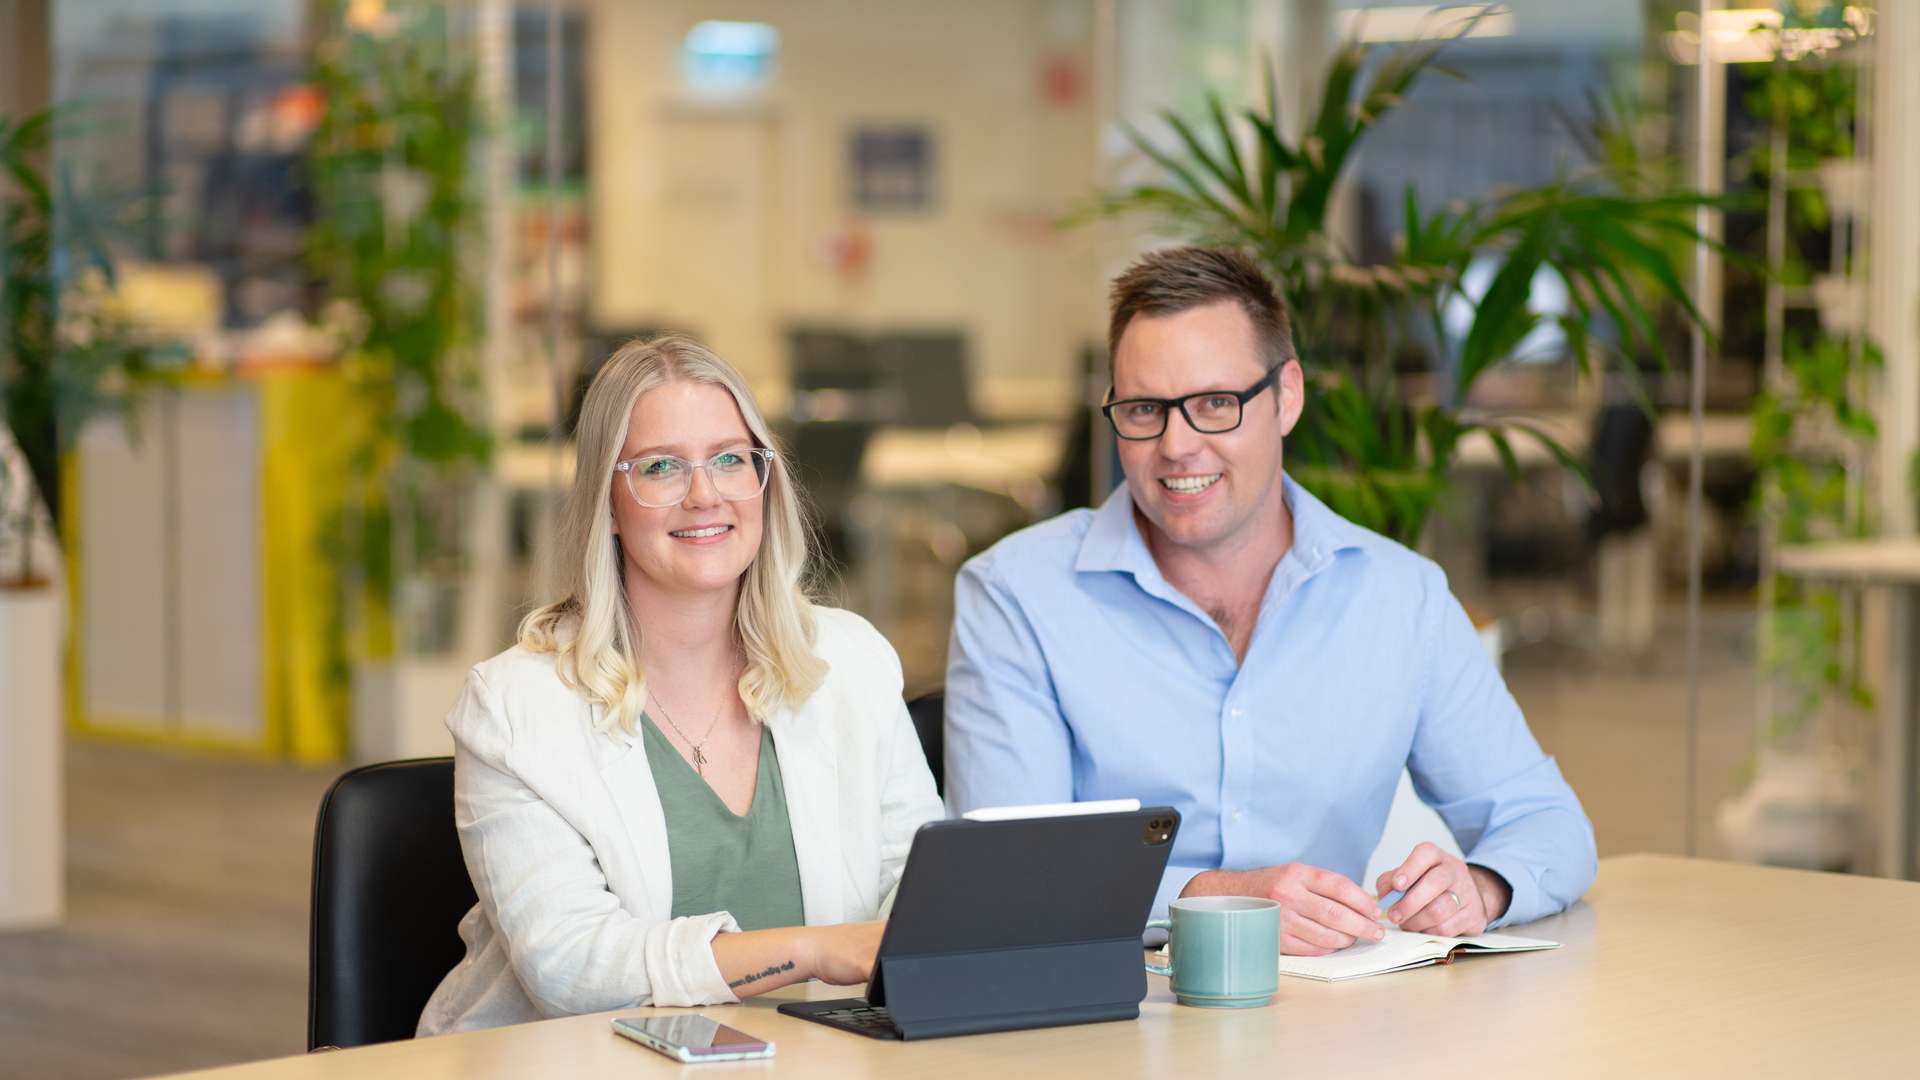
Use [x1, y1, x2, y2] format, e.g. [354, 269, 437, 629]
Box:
[1230, 707, 1245, 719]
[1232, 808, 1246, 821]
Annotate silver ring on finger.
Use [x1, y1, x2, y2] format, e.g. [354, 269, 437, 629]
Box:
[1447, 890, 1462, 910]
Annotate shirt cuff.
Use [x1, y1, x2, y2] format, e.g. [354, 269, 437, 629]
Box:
[646, 911, 743, 1006]
[1465, 853, 1531, 930]
[1150, 865, 1208, 924]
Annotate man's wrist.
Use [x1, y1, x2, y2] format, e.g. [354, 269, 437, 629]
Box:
[1181, 869, 1234, 897]
[1467, 864, 1512, 921]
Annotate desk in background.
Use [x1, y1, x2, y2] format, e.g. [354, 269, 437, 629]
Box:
[1452, 411, 1752, 470]
[1775, 538, 1920, 879]
[851, 423, 1064, 688]
[159, 855, 1919, 1078]
[1446, 411, 1752, 652]
[491, 423, 1064, 502]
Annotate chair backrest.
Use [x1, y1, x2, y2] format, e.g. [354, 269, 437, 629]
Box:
[906, 690, 945, 796]
[873, 330, 974, 427]
[308, 758, 476, 1050]
[788, 326, 881, 392]
[1585, 401, 1656, 538]
[566, 325, 688, 437]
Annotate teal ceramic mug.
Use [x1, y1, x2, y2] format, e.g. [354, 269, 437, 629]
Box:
[1144, 896, 1281, 1008]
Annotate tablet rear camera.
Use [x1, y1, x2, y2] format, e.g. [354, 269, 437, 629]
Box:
[1143, 820, 1172, 845]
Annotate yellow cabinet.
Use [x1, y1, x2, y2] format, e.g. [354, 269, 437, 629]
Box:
[66, 365, 367, 764]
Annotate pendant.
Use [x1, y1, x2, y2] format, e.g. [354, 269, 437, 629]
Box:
[690, 744, 708, 774]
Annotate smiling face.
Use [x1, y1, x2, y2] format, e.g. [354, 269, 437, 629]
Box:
[1111, 299, 1302, 558]
[610, 379, 766, 601]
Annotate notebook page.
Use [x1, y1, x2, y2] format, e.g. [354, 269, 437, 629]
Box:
[1277, 927, 1559, 982]
[1447, 930, 1560, 954]
[1277, 930, 1455, 982]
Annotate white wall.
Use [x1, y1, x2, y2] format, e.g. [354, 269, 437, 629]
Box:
[586, 0, 1104, 417]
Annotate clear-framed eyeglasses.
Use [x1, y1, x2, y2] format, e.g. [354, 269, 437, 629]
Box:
[614, 448, 776, 508]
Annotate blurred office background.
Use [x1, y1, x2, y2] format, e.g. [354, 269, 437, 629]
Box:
[3, 1, 1916, 1075]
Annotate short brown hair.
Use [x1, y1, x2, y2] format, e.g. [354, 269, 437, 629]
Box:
[1106, 246, 1296, 373]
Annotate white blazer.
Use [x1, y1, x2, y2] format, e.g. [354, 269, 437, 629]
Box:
[417, 607, 943, 1035]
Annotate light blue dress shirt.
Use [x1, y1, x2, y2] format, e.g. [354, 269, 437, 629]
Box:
[944, 475, 1596, 927]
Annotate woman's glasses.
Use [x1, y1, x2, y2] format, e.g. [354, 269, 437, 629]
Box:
[614, 448, 775, 508]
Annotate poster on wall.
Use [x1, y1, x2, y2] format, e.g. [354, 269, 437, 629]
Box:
[849, 124, 934, 212]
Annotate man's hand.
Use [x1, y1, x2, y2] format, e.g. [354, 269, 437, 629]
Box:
[1374, 842, 1513, 937]
[1183, 864, 1384, 956]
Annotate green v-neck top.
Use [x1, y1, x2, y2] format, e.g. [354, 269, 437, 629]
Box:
[639, 714, 806, 932]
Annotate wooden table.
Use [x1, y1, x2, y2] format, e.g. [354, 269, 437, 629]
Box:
[158, 855, 1919, 1079]
[1775, 538, 1920, 878]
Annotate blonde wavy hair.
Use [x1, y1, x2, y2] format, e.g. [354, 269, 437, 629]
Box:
[518, 334, 827, 730]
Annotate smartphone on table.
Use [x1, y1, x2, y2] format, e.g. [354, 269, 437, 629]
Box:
[612, 1014, 776, 1063]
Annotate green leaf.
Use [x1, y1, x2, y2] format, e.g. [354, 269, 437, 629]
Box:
[1121, 121, 1242, 226]
[1206, 93, 1250, 207]
[1243, 108, 1295, 221]
[1485, 426, 1523, 484]
[1158, 112, 1244, 208]
[1502, 419, 1591, 488]
[1456, 223, 1550, 393]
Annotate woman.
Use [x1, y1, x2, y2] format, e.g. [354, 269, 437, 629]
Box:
[418, 335, 942, 1034]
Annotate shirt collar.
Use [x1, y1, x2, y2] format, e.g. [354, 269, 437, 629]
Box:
[1074, 472, 1367, 581]
[1282, 473, 1368, 574]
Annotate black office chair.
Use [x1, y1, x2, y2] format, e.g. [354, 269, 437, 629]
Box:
[906, 690, 945, 796]
[873, 330, 975, 427]
[1584, 401, 1656, 543]
[787, 420, 877, 576]
[564, 325, 691, 437]
[308, 758, 477, 1051]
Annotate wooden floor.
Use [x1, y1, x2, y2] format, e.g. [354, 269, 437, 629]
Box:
[0, 604, 1782, 1078]
[1504, 603, 1757, 862]
[0, 742, 336, 1079]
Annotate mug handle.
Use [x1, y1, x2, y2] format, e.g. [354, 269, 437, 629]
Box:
[1144, 918, 1172, 977]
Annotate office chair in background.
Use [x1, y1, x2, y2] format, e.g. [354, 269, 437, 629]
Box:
[872, 331, 975, 428]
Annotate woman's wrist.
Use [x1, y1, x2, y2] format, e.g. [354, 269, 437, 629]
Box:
[710, 926, 815, 998]
[787, 926, 822, 982]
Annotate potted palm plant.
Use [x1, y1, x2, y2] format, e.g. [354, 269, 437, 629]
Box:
[2, 107, 153, 928]
[1085, 22, 1721, 547]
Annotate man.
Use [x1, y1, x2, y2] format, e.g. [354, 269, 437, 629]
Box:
[944, 246, 1595, 955]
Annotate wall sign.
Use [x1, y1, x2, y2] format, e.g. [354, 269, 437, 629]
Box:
[850, 125, 934, 212]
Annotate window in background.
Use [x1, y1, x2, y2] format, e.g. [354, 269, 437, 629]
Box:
[679, 19, 778, 100]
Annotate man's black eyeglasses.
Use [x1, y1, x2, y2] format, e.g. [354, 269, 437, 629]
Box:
[1101, 364, 1281, 441]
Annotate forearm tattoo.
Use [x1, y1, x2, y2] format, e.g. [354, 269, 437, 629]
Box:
[728, 959, 796, 990]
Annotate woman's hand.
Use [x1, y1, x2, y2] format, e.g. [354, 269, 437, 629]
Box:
[805, 921, 886, 986]
[711, 921, 887, 998]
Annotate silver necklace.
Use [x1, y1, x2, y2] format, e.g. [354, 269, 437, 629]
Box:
[649, 689, 723, 775]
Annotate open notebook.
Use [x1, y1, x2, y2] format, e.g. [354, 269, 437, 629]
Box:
[1275, 927, 1559, 982]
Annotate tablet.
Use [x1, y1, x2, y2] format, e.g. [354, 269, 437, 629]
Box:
[780, 804, 1180, 1040]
